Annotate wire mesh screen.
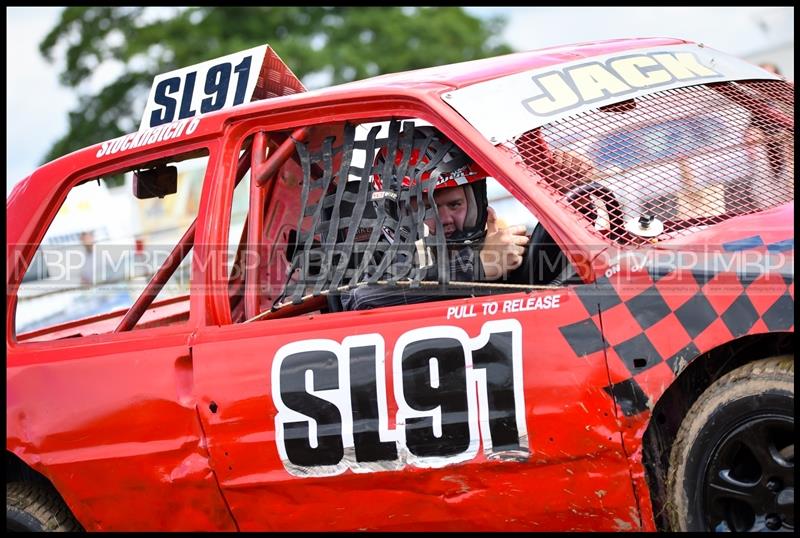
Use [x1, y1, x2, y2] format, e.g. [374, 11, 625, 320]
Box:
[505, 79, 794, 247]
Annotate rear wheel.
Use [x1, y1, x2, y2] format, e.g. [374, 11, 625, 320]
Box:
[666, 356, 794, 532]
[6, 481, 82, 532]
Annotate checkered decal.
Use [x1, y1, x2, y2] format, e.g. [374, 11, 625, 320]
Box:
[558, 236, 794, 417]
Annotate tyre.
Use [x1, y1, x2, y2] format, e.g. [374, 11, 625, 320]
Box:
[666, 356, 794, 532]
[6, 481, 83, 532]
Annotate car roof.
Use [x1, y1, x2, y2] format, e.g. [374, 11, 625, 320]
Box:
[13, 36, 690, 197]
[325, 36, 690, 91]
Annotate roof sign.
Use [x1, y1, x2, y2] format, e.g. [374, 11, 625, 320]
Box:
[139, 44, 305, 131]
[442, 43, 782, 145]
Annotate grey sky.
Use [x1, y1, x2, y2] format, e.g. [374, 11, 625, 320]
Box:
[6, 6, 793, 193]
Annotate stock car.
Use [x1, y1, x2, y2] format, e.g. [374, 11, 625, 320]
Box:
[6, 37, 794, 532]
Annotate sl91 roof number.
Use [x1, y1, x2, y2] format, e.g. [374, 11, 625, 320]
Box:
[148, 57, 251, 127]
[139, 45, 268, 131]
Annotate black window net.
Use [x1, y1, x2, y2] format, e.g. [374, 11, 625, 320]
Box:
[277, 119, 480, 308]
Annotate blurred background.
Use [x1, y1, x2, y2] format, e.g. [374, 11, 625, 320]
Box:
[6, 6, 793, 190]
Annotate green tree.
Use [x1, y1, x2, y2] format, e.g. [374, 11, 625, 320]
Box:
[40, 7, 512, 162]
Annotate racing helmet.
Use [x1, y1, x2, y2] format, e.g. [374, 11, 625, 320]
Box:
[372, 126, 489, 245]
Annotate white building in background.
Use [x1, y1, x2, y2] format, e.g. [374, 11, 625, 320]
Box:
[745, 40, 794, 80]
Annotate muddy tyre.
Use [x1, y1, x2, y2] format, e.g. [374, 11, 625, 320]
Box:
[666, 356, 794, 532]
[6, 481, 82, 532]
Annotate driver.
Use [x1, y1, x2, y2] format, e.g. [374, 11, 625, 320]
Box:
[340, 126, 530, 311]
[421, 180, 529, 281]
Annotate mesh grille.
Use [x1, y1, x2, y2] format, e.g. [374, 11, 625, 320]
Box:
[504, 80, 794, 247]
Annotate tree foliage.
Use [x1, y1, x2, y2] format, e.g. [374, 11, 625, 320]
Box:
[39, 7, 511, 162]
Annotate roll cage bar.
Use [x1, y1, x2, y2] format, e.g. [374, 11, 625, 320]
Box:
[113, 128, 309, 332]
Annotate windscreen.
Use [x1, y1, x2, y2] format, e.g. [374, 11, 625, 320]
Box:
[504, 79, 794, 247]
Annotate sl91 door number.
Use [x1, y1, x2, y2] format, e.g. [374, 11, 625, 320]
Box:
[272, 319, 528, 477]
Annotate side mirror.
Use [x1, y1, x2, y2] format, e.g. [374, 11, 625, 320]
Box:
[133, 166, 178, 199]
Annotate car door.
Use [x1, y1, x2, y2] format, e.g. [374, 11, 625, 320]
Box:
[189, 113, 640, 531]
[191, 284, 641, 531]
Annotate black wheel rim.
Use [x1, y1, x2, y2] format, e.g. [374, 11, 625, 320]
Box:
[704, 414, 794, 532]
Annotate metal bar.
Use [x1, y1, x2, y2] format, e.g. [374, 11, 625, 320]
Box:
[254, 127, 309, 187]
[114, 223, 196, 333]
[245, 133, 268, 319]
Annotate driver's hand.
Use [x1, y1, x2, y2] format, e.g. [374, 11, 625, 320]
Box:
[479, 207, 529, 281]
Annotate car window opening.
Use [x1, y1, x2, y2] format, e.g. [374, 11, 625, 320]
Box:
[233, 118, 575, 323]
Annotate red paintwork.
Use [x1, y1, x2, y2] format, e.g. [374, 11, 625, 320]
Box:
[6, 37, 793, 531]
[190, 292, 638, 531]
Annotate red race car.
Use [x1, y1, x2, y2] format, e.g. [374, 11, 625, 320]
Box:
[6, 37, 794, 532]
